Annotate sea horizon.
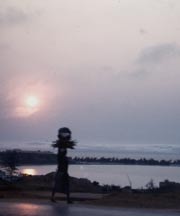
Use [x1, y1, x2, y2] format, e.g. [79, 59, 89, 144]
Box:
[1, 140, 180, 188]
[1, 140, 180, 160]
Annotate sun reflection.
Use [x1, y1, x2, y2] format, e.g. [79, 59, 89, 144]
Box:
[22, 168, 36, 175]
[18, 203, 41, 215]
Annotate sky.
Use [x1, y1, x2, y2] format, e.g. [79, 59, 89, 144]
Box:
[0, 0, 180, 147]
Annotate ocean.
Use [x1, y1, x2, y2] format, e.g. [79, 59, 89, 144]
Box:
[1, 141, 180, 160]
[18, 164, 180, 189]
[1, 140, 180, 188]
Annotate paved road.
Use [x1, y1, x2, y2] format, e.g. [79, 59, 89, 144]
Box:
[0, 200, 179, 216]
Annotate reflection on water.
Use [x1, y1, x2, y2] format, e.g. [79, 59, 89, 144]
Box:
[22, 168, 37, 175]
[18, 164, 180, 188]
[14, 203, 51, 215]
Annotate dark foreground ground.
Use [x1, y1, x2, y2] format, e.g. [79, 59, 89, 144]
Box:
[86, 191, 180, 209]
[0, 200, 180, 216]
[0, 190, 180, 210]
[1, 173, 180, 209]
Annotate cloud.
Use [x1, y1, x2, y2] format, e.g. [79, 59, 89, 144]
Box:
[130, 43, 180, 78]
[139, 28, 148, 35]
[0, 6, 29, 26]
[0, 1, 180, 145]
[137, 43, 180, 64]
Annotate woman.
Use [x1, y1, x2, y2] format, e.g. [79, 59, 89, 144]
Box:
[51, 127, 76, 203]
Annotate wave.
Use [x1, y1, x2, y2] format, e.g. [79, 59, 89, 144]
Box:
[0, 141, 179, 160]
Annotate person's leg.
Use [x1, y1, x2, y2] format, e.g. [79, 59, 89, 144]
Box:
[50, 172, 58, 202]
[66, 191, 73, 204]
[66, 174, 73, 204]
[50, 187, 56, 202]
[66, 190, 73, 204]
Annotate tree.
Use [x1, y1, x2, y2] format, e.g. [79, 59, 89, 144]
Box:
[146, 179, 155, 190]
[1, 150, 19, 176]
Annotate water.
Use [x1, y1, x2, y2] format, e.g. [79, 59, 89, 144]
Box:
[3, 141, 180, 188]
[18, 164, 180, 189]
[1, 141, 180, 160]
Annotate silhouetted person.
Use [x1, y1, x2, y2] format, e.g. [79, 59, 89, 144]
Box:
[51, 127, 76, 204]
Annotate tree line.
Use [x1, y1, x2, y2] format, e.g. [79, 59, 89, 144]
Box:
[70, 156, 180, 166]
[0, 150, 180, 166]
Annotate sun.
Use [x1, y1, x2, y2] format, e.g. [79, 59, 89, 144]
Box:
[22, 168, 36, 175]
[15, 94, 42, 117]
[26, 96, 39, 108]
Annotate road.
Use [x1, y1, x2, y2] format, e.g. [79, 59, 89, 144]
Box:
[0, 200, 179, 216]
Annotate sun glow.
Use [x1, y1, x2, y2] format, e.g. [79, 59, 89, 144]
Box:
[15, 95, 42, 117]
[22, 168, 36, 175]
[26, 96, 39, 108]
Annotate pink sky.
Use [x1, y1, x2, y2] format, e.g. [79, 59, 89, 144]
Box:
[0, 0, 180, 146]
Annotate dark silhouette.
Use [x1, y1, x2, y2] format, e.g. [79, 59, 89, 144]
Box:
[50, 127, 76, 203]
[1, 151, 178, 166]
[0, 150, 19, 177]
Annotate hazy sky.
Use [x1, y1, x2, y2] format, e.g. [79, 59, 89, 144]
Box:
[0, 0, 180, 146]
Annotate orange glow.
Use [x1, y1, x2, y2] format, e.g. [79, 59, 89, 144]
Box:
[22, 168, 36, 175]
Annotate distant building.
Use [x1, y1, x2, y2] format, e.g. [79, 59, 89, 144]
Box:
[159, 179, 180, 191]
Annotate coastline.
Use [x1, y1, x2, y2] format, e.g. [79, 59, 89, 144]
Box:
[1, 149, 180, 188]
[0, 149, 180, 167]
[0, 172, 180, 209]
[1, 161, 180, 209]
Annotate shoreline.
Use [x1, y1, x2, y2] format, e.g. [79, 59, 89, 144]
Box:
[17, 162, 180, 166]
[0, 166, 180, 209]
[1, 149, 180, 167]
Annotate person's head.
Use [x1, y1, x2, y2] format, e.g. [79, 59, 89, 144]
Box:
[58, 127, 71, 140]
